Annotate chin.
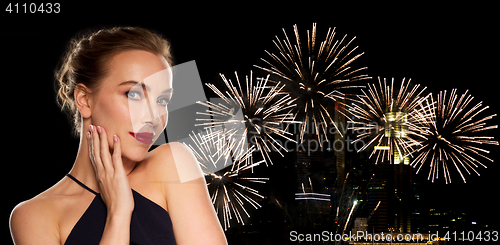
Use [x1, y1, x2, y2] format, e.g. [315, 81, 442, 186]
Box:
[122, 144, 150, 163]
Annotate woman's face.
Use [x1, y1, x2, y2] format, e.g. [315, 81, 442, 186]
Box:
[90, 50, 172, 162]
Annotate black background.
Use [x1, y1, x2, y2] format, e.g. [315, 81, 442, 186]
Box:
[3, 2, 499, 244]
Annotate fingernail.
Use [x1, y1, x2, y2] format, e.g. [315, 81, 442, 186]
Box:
[89, 125, 94, 132]
[87, 132, 91, 140]
[97, 126, 102, 134]
[113, 135, 119, 142]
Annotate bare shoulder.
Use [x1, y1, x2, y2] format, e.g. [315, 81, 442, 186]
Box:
[148, 142, 193, 161]
[10, 193, 61, 244]
[145, 142, 203, 183]
[147, 143, 227, 244]
[10, 178, 92, 244]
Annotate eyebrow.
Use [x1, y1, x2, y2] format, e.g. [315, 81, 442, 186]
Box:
[119, 80, 173, 93]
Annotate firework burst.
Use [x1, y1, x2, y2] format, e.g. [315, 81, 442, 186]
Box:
[254, 23, 370, 143]
[411, 89, 498, 184]
[187, 128, 253, 174]
[347, 77, 432, 164]
[206, 166, 268, 231]
[196, 71, 298, 166]
[186, 128, 268, 231]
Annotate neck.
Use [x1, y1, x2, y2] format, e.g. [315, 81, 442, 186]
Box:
[68, 127, 136, 193]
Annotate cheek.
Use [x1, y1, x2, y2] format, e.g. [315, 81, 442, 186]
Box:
[93, 95, 132, 135]
[156, 106, 168, 134]
[128, 101, 149, 133]
[160, 107, 168, 128]
[128, 102, 141, 121]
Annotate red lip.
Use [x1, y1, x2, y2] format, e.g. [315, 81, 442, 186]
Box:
[129, 132, 155, 145]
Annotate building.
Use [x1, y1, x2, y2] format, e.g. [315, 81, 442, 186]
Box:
[420, 207, 494, 235]
[367, 156, 415, 233]
[291, 99, 347, 230]
[352, 217, 368, 234]
[293, 131, 332, 229]
[365, 105, 418, 233]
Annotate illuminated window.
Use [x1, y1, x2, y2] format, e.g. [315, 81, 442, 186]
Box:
[385, 111, 408, 138]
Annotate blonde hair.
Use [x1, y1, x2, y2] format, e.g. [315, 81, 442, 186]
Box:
[55, 26, 173, 135]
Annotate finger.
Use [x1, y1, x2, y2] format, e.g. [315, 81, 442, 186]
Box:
[86, 131, 96, 169]
[87, 127, 96, 166]
[90, 125, 105, 175]
[97, 126, 113, 172]
[112, 135, 125, 174]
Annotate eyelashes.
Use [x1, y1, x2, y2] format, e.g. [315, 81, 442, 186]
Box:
[126, 90, 171, 106]
[126, 90, 142, 100]
[156, 97, 170, 106]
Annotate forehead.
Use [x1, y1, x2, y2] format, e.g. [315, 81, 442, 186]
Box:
[105, 49, 172, 85]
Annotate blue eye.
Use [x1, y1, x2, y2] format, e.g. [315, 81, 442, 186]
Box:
[157, 97, 170, 106]
[127, 90, 142, 100]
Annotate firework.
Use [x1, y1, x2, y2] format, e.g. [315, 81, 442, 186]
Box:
[206, 164, 268, 231]
[254, 23, 370, 143]
[186, 128, 269, 230]
[332, 172, 366, 236]
[347, 77, 432, 164]
[411, 89, 498, 184]
[187, 127, 251, 174]
[368, 200, 381, 221]
[196, 70, 298, 166]
[343, 200, 358, 235]
[295, 176, 331, 201]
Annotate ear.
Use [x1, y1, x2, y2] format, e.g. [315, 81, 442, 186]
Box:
[74, 84, 92, 118]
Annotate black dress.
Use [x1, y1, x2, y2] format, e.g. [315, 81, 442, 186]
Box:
[64, 174, 176, 245]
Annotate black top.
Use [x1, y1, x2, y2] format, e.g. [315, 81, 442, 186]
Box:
[64, 174, 176, 245]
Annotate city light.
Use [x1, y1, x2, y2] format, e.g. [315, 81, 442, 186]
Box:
[294, 192, 331, 202]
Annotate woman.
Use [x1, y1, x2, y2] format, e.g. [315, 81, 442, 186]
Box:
[9, 27, 227, 244]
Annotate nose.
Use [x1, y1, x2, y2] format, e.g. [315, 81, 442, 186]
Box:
[144, 115, 160, 126]
[139, 85, 161, 127]
[141, 101, 161, 127]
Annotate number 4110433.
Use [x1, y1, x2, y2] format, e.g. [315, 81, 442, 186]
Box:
[6, 3, 60, 14]
[443, 231, 498, 242]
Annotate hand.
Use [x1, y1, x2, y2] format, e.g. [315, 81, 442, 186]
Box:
[87, 125, 134, 216]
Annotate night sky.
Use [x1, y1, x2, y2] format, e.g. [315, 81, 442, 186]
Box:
[4, 2, 499, 244]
